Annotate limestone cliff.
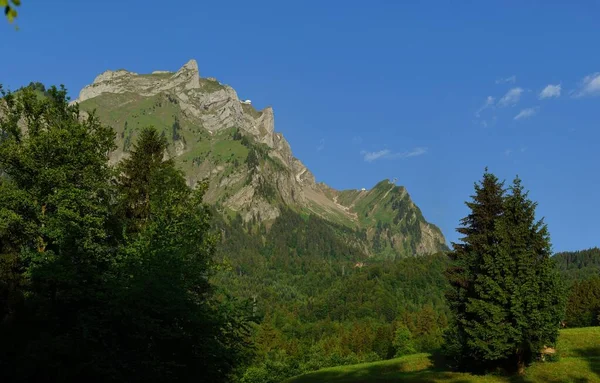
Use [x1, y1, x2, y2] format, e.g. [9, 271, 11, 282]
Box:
[74, 60, 447, 257]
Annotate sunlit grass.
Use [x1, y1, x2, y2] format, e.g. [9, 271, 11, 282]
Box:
[285, 327, 600, 383]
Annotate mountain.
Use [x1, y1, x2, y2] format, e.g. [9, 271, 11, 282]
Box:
[73, 59, 447, 258]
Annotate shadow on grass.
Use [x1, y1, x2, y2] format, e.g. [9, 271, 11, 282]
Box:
[289, 346, 600, 383]
[574, 346, 600, 380]
[288, 357, 469, 383]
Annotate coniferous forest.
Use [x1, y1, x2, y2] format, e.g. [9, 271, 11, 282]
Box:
[1, 86, 599, 382]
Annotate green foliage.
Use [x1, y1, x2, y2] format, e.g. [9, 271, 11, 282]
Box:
[0, 86, 251, 382]
[550, 248, 600, 328]
[172, 115, 182, 142]
[0, 85, 119, 381]
[554, 247, 600, 283]
[393, 324, 416, 357]
[444, 170, 566, 374]
[117, 126, 182, 233]
[1, 0, 19, 23]
[564, 277, 600, 327]
[246, 148, 260, 172]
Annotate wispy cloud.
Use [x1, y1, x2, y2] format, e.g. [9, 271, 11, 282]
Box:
[504, 149, 512, 156]
[514, 107, 538, 120]
[496, 75, 517, 84]
[475, 96, 495, 117]
[362, 149, 391, 162]
[498, 87, 524, 107]
[361, 147, 427, 162]
[539, 84, 561, 99]
[573, 72, 600, 98]
[317, 138, 325, 151]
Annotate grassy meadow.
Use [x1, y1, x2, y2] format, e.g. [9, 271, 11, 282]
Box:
[285, 327, 600, 383]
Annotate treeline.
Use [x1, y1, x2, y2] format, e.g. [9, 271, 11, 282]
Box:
[554, 247, 600, 283]
[554, 248, 600, 327]
[0, 86, 251, 382]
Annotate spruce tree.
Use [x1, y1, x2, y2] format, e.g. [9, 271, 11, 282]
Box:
[117, 126, 186, 234]
[444, 171, 565, 374]
[494, 177, 565, 373]
[444, 169, 505, 370]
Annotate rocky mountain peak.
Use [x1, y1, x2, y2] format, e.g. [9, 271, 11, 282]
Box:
[74, 59, 447, 257]
[179, 59, 199, 75]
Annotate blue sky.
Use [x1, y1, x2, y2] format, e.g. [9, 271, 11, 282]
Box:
[1, 1, 598, 252]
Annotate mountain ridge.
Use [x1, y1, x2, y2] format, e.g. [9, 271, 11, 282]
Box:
[74, 59, 447, 257]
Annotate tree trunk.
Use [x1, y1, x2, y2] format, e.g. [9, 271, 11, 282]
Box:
[517, 349, 526, 376]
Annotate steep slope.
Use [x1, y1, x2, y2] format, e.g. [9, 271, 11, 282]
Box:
[74, 59, 447, 257]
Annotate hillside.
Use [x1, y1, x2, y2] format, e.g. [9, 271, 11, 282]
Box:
[285, 327, 600, 383]
[554, 248, 600, 283]
[73, 59, 447, 258]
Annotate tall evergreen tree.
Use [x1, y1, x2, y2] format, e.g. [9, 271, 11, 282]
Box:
[443, 169, 505, 370]
[117, 126, 181, 233]
[444, 171, 565, 374]
[494, 178, 565, 372]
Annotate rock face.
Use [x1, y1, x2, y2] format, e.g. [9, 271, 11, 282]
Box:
[75, 59, 447, 257]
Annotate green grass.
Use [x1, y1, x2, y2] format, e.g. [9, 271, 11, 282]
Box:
[285, 327, 600, 383]
[211, 140, 249, 162]
[199, 78, 225, 93]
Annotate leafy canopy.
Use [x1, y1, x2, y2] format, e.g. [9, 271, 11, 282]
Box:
[0, 85, 251, 382]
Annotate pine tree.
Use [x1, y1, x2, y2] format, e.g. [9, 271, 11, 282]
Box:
[444, 171, 565, 374]
[117, 126, 186, 234]
[443, 169, 505, 370]
[494, 177, 565, 373]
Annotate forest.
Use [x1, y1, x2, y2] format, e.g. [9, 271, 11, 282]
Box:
[0, 85, 599, 382]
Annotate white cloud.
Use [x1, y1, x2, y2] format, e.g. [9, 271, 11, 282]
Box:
[498, 87, 524, 107]
[403, 147, 428, 158]
[363, 149, 391, 162]
[514, 107, 538, 120]
[539, 84, 561, 99]
[496, 75, 517, 84]
[475, 96, 495, 117]
[317, 138, 325, 151]
[573, 72, 600, 97]
[361, 147, 427, 162]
